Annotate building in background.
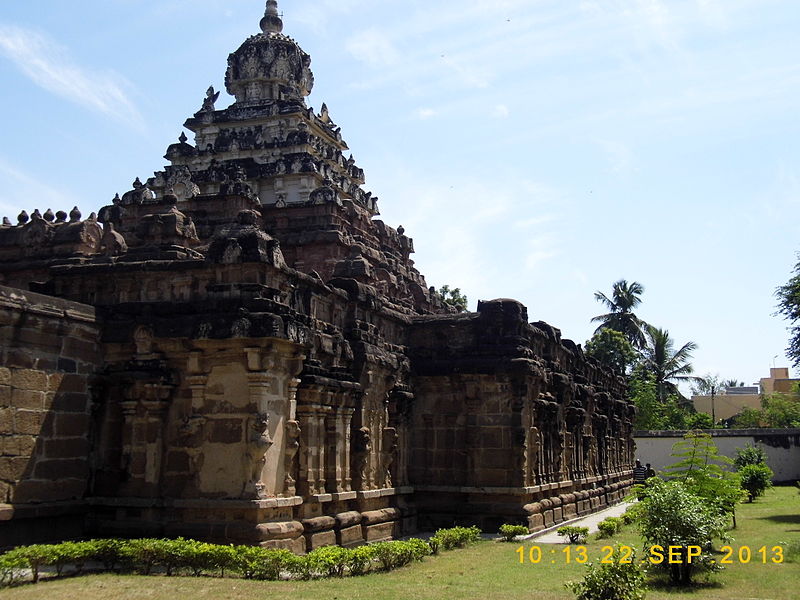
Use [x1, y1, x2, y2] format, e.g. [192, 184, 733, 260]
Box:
[691, 367, 799, 421]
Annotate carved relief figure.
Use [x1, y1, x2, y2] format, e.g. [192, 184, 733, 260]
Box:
[244, 414, 272, 498]
[528, 426, 540, 485]
[133, 325, 154, 356]
[381, 427, 398, 487]
[351, 426, 371, 490]
[201, 86, 220, 112]
[283, 420, 301, 496]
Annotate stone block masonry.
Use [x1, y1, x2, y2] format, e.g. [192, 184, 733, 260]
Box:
[0, 1, 634, 551]
[0, 286, 101, 547]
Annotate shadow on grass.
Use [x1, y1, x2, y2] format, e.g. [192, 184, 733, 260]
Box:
[758, 514, 800, 525]
[647, 576, 725, 595]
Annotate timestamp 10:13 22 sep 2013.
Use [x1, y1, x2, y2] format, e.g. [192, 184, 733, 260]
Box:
[516, 545, 785, 565]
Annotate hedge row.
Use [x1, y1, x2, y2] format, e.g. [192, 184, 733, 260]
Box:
[0, 526, 482, 587]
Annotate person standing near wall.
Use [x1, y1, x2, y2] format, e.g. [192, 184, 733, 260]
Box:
[633, 459, 647, 484]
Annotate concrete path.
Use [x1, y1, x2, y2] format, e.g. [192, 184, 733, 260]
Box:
[522, 501, 633, 544]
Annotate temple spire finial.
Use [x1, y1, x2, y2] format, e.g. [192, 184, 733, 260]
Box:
[260, 0, 283, 34]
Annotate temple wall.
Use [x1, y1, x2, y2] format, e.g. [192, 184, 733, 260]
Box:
[408, 299, 634, 532]
[0, 286, 101, 548]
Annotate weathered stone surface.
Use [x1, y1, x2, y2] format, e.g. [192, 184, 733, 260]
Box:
[0, 2, 634, 549]
[10, 369, 48, 392]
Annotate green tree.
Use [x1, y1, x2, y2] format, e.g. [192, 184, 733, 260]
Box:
[628, 367, 664, 429]
[438, 285, 468, 312]
[629, 367, 694, 430]
[636, 478, 729, 585]
[761, 393, 800, 428]
[733, 394, 800, 428]
[691, 373, 725, 396]
[591, 279, 647, 348]
[662, 431, 743, 527]
[733, 407, 763, 428]
[686, 412, 714, 429]
[640, 325, 700, 402]
[584, 329, 637, 374]
[733, 443, 768, 469]
[775, 255, 800, 368]
[738, 464, 773, 502]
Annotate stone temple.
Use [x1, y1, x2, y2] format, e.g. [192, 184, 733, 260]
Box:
[0, 1, 634, 551]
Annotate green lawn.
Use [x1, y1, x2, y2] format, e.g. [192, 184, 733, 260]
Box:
[1, 486, 798, 600]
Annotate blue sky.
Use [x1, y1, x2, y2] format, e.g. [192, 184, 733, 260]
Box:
[1, 0, 799, 389]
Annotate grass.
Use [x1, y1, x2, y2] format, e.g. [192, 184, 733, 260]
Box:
[1, 485, 797, 600]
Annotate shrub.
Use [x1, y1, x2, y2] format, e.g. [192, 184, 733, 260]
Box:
[499, 524, 529, 542]
[557, 526, 589, 544]
[346, 544, 376, 576]
[734, 443, 768, 469]
[3, 544, 55, 583]
[165, 539, 234, 577]
[597, 519, 617, 538]
[370, 542, 404, 571]
[231, 545, 293, 580]
[566, 545, 647, 600]
[637, 478, 729, 585]
[427, 536, 440, 555]
[0, 552, 28, 588]
[152, 538, 188, 576]
[404, 538, 433, 561]
[51, 541, 96, 576]
[738, 464, 773, 502]
[89, 539, 125, 572]
[118, 538, 161, 575]
[431, 526, 481, 550]
[662, 431, 743, 527]
[306, 546, 350, 578]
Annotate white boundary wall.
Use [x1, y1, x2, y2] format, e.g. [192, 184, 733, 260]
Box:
[634, 429, 800, 483]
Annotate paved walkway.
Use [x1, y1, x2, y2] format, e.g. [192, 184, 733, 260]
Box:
[522, 500, 633, 544]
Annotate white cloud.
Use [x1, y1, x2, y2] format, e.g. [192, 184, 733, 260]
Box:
[374, 164, 565, 306]
[511, 215, 556, 230]
[597, 139, 635, 174]
[0, 25, 143, 128]
[0, 157, 80, 219]
[492, 104, 510, 119]
[414, 107, 438, 120]
[345, 29, 401, 67]
[440, 55, 490, 89]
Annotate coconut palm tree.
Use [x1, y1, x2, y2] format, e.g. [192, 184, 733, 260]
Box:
[591, 279, 647, 348]
[640, 324, 701, 402]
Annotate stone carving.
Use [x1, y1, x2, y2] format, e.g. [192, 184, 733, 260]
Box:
[0, 1, 636, 550]
[201, 86, 220, 112]
[133, 325, 155, 356]
[244, 414, 272, 498]
[101, 222, 128, 257]
[381, 427, 398, 487]
[283, 420, 301, 495]
[351, 427, 371, 489]
[529, 426, 541, 485]
[121, 178, 155, 206]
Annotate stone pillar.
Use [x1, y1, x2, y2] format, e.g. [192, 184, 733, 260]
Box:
[297, 403, 326, 496]
[119, 380, 172, 496]
[326, 404, 354, 493]
[324, 411, 341, 493]
[341, 408, 354, 491]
